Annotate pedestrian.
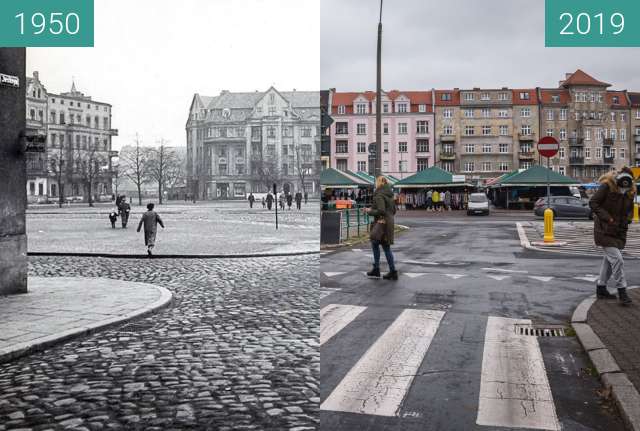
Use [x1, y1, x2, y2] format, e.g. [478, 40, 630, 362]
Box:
[426, 189, 433, 211]
[118, 195, 131, 228]
[444, 190, 452, 211]
[248, 192, 255, 209]
[286, 193, 293, 210]
[589, 167, 636, 305]
[432, 190, 440, 211]
[295, 191, 303, 210]
[279, 193, 285, 210]
[266, 192, 274, 210]
[365, 176, 398, 280]
[108, 210, 118, 229]
[304, 191, 308, 204]
[261, 197, 266, 208]
[137, 203, 165, 256]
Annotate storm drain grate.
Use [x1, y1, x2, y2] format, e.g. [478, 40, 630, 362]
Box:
[515, 324, 566, 337]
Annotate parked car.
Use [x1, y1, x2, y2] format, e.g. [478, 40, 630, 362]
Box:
[467, 193, 490, 216]
[533, 196, 592, 219]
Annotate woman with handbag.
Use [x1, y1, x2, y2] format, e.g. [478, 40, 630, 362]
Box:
[589, 167, 637, 305]
[365, 176, 398, 280]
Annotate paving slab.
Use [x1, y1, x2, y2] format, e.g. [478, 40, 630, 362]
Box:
[0, 277, 172, 363]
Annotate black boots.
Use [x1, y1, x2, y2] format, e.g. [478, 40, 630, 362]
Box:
[618, 288, 632, 306]
[366, 267, 380, 278]
[383, 271, 398, 281]
[596, 285, 617, 300]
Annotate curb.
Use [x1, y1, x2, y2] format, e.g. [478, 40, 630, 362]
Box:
[0, 283, 173, 365]
[28, 250, 319, 259]
[571, 292, 640, 431]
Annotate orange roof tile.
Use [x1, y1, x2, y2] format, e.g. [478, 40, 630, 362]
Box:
[512, 89, 538, 105]
[606, 91, 628, 107]
[539, 89, 570, 104]
[628, 92, 640, 107]
[560, 69, 611, 88]
[434, 89, 460, 106]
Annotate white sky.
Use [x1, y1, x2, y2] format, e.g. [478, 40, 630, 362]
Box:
[28, 0, 320, 151]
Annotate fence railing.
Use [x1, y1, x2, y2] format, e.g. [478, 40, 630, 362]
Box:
[340, 205, 371, 242]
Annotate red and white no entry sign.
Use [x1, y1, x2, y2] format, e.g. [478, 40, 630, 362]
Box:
[537, 136, 559, 158]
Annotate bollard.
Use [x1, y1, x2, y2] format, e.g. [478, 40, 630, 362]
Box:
[634, 203, 639, 224]
[543, 208, 555, 243]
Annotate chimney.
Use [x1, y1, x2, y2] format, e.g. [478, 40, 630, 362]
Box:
[33, 71, 39, 81]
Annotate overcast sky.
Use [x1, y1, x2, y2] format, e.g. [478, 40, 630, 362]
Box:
[28, 0, 320, 150]
[321, 0, 640, 92]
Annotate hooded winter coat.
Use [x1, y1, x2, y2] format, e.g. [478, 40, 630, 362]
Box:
[369, 184, 396, 244]
[589, 173, 636, 249]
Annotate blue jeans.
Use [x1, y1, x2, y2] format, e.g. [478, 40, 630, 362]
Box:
[371, 240, 395, 272]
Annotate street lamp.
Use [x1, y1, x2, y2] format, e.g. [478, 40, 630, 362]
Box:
[375, 0, 383, 178]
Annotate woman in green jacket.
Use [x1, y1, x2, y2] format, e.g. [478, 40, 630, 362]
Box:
[365, 176, 398, 280]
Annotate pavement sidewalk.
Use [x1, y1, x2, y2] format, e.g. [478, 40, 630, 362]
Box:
[0, 277, 172, 364]
[573, 289, 640, 430]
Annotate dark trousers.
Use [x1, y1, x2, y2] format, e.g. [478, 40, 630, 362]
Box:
[296, 201, 301, 210]
[371, 240, 395, 272]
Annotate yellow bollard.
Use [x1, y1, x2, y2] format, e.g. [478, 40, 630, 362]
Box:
[634, 203, 639, 224]
[544, 208, 555, 243]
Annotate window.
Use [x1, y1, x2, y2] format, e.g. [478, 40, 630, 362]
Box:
[481, 93, 490, 101]
[560, 109, 567, 120]
[399, 160, 408, 172]
[383, 123, 389, 134]
[443, 125, 453, 135]
[559, 148, 565, 159]
[612, 96, 620, 104]
[464, 162, 475, 172]
[481, 108, 491, 118]
[267, 126, 276, 138]
[441, 93, 452, 101]
[611, 112, 616, 122]
[302, 127, 312, 137]
[482, 143, 492, 153]
[596, 148, 602, 158]
[416, 121, 429, 134]
[356, 124, 366, 135]
[337, 105, 345, 114]
[442, 162, 454, 172]
[560, 128, 567, 140]
[585, 128, 592, 141]
[482, 125, 492, 135]
[417, 158, 429, 171]
[585, 147, 591, 159]
[521, 125, 532, 135]
[356, 103, 367, 114]
[463, 109, 474, 118]
[268, 106, 276, 116]
[357, 161, 367, 171]
[416, 139, 429, 152]
[399, 142, 408, 153]
[50, 111, 56, 123]
[552, 95, 560, 103]
[621, 112, 626, 122]
[282, 126, 292, 137]
[443, 109, 453, 118]
[397, 103, 408, 113]
[357, 142, 366, 153]
[464, 126, 475, 136]
[463, 92, 474, 101]
[281, 145, 288, 156]
[398, 123, 408, 134]
[499, 162, 510, 172]
[383, 103, 389, 113]
[620, 148, 626, 159]
[547, 110, 554, 120]
[59, 113, 65, 124]
[520, 108, 531, 117]
[499, 125, 509, 136]
[519, 92, 530, 100]
[498, 92, 508, 101]
[384, 142, 389, 152]
[546, 128, 554, 137]
[499, 143, 509, 153]
[465, 143, 475, 153]
[418, 104, 427, 113]
[482, 162, 492, 172]
[621, 129, 626, 140]
[335, 122, 348, 135]
[335, 141, 348, 153]
[611, 148, 617, 158]
[336, 159, 348, 171]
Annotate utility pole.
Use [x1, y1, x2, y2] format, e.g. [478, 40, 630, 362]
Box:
[375, 0, 383, 178]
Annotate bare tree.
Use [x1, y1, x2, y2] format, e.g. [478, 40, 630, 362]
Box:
[293, 141, 314, 193]
[164, 150, 186, 199]
[251, 150, 281, 192]
[49, 146, 69, 208]
[147, 139, 180, 205]
[74, 146, 105, 207]
[119, 133, 152, 206]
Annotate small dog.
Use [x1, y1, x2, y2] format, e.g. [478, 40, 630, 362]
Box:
[109, 211, 118, 229]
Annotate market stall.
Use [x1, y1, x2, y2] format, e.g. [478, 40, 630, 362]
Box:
[394, 167, 474, 210]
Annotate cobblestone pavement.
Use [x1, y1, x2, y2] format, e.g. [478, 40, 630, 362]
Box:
[0, 255, 319, 430]
[27, 201, 319, 255]
[589, 289, 640, 391]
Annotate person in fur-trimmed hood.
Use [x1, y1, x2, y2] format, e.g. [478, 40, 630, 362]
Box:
[589, 167, 637, 305]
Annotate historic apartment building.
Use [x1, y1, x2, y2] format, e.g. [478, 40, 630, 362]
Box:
[25, 72, 118, 202]
[186, 87, 320, 199]
[328, 70, 639, 183]
[327, 90, 435, 178]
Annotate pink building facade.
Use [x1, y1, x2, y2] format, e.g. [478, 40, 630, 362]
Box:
[328, 90, 435, 178]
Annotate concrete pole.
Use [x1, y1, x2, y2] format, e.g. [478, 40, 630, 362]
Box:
[375, 0, 383, 178]
[0, 48, 27, 294]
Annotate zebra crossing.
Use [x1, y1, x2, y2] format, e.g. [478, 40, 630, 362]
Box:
[520, 221, 640, 258]
[321, 304, 562, 430]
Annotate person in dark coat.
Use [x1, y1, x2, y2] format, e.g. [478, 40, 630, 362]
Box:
[589, 167, 637, 305]
[304, 192, 308, 204]
[119, 195, 131, 228]
[279, 193, 285, 210]
[108, 211, 118, 229]
[137, 203, 165, 256]
[295, 191, 303, 210]
[365, 176, 397, 280]
[266, 192, 274, 210]
[286, 193, 293, 210]
[248, 193, 255, 209]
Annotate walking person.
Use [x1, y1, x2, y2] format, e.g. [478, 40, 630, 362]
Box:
[365, 176, 398, 280]
[137, 203, 165, 256]
[295, 191, 303, 210]
[304, 191, 308, 205]
[119, 195, 131, 228]
[261, 197, 266, 208]
[426, 189, 433, 211]
[589, 167, 637, 305]
[286, 193, 293, 210]
[248, 192, 255, 209]
[266, 192, 274, 210]
[279, 193, 286, 210]
[444, 190, 452, 211]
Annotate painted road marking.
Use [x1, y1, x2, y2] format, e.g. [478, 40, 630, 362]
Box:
[574, 275, 598, 282]
[324, 272, 346, 278]
[401, 260, 438, 266]
[482, 267, 529, 274]
[444, 274, 466, 280]
[477, 316, 560, 431]
[321, 309, 445, 416]
[487, 275, 511, 281]
[404, 273, 426, 279]
[320, 304, 367, 346]
[528, 276, 554, 282]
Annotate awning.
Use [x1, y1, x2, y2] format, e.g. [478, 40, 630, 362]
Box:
[395, 166, 472, 189]
[490, 165, 579, 187]
[320, 168, 371, 189]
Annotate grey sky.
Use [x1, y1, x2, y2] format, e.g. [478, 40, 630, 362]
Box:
[321, 0, 640, 92]
[28, 0, 320, 150]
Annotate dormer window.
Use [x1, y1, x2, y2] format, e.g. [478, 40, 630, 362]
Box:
[355, 103, 367, 114]
[397, 103, 408, 113]
[441, 93, 452, 101]
[612, 96, 620, 104]
[337, 105, 345, 114]
[269, 94, 275, 103]
[383, 103, 389, 113]
[552, 95, 560, 103]
[418, 104, 426, 113]
[480, 93, 490, 101]
[519, 92, 530, 100]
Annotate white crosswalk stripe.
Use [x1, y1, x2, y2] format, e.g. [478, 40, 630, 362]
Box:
[320, 304, 366, 345]
[321, 308, 445, 416]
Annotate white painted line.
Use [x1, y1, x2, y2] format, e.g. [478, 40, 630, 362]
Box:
[321, 309, 445, 416]
[324, 272, 346, 278]
[444, 274, 466, 280]
[528, 276, 554, 282]
[482, 267, 529, 274]
[404, 273, 426, 279]
[516, 222, 531, 249]
[487, 275, 511, 281]
[574, 276, 598, 283]
[352, 249, 364, 252]
[320, 304, 367, 346]
[402, 260, 438, 266]
[477, 316, 560, 431]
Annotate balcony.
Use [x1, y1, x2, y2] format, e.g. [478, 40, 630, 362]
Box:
[108, 128, 119, 136]
[439, 135, 456, 143]
[439, 152, 455, 160]
[603, 156, 615, 165]
[568, 138, 584, 146]
[635, 134, 640, 143]
[603, 138, 614, 147]
[518, 151, 535, 159]
[569, 156, 584, 165]
[518, 133, 535, 142]
[635, 152, 640, 160]
[251, 134, 262, 142]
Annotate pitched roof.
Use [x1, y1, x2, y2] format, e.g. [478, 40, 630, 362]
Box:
[539, 89, 570, 105]
[320, 168, 370, 188]
[495, 165, 579, 186]
[560, 69, 611, 88]
[395, 166, 470, 188]
[606, 91, 629, 107]
[434, 89, 460, 106]
[628, 92, 640, 107]
[512, 89, 538, 105]
[199, 90, 318, 111]
[331, 90, 432, 113]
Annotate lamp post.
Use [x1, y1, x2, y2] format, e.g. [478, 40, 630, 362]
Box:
[375, 0, 383, 178]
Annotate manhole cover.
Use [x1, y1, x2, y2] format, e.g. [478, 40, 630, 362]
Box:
[515, 324, 566, 337]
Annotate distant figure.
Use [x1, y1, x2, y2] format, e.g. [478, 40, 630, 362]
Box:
[108, 211, 118, 229]
[248, 192, 255, 209]
[279, 193, 285, 210]
[118, 195, 131, 228]
[261, 197, 266, 208]
[266, 192, 274, 210]
[137, 203, 165, 256]
[295, 191, 303, 210]
[286, 193, 293, 210]
[304, 192, 308, 204]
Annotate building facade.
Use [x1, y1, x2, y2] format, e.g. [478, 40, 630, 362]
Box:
[328, 90, 435, 178]
[329, 70, 640, 184]
[186, 87, 320, 200]
[25, 72, 118, 203]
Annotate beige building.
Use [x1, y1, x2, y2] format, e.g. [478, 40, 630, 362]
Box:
[626, 92, 640, 167]
[433, 89, 460, 173]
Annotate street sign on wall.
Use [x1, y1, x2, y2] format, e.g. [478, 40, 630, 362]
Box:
[537, 136, 559, 158]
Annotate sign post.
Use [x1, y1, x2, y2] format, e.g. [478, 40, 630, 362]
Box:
[273, 183, 278, 230]
[537, 137, 560, 243]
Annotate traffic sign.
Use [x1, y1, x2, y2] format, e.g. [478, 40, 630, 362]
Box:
[537, 136, 559, 158]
